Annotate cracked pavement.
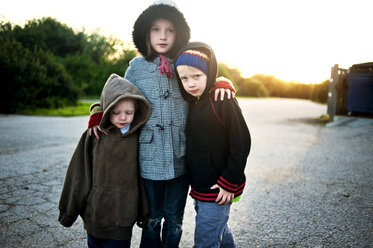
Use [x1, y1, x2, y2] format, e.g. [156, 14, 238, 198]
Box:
[0, 98, 372, 247]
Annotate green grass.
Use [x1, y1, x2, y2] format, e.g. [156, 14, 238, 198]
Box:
[21, 101, 96, 116]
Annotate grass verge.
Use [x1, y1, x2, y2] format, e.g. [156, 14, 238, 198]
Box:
[21, 101, 95, 116]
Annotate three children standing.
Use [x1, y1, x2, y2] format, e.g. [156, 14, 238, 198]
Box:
[58, 1, 249, 248]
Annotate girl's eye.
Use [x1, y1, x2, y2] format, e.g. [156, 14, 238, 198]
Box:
[167, 28, 175, 33]
[151, 27, 159, 32]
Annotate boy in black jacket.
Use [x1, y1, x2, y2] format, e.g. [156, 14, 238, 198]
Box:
[174, 42, 251, 247]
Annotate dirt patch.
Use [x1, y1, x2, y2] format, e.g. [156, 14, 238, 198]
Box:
[287, 117, 329, 126]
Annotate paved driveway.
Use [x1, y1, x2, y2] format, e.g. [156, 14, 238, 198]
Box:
[0, 98, 372, 247]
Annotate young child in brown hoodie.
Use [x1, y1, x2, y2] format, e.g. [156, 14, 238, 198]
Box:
[58, 73, 151, 248]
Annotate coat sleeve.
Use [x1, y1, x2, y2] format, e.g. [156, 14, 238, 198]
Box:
[58, 130, 93, 227]
[124, 59, 136, 83]
[216, 98, 251, 193]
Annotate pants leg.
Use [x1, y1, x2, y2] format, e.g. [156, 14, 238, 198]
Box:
[140, 175, 189, 248]
[87, 233, 131, 248]
[140, 180, 165, 248]
[220, 225, 236, 248]
[162, 175, 189, 247]
[193, 201, 236, 248]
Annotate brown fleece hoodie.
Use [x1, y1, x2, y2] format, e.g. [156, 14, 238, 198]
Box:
[58, 74, 151, 240]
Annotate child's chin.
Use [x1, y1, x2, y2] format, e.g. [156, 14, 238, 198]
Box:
[189, 92, 201, 97]
[116, 124, 127, 129]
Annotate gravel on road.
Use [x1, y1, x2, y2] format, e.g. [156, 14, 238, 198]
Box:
[0, 98, 372, 247]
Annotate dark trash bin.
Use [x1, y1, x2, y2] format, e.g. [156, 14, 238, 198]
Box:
[347, 62, 373, 114]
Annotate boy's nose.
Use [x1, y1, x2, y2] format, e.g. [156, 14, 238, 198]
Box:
[188, 81, 196, 87]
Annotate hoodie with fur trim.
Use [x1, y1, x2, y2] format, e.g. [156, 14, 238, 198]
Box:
[58, 74, 150, 240]
[124, 1, 191, 180]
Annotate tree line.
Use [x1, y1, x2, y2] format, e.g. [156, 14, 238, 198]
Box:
[0, 17, 328, 114]
[218, 64, 329, 103]
[0, 17, 136, 113]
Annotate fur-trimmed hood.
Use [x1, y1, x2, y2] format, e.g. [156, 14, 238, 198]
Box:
[174, 42, 218, 102]
[132, 1, 190, 61]
[99, 74, 150, 132]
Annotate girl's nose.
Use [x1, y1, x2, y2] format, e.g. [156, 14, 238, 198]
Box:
[160, 30, 167, 39]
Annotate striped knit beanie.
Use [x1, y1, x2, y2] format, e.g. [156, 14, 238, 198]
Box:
[175, 50, 209, 75]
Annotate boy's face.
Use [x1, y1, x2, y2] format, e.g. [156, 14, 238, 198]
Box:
[109, 99, 136, 129]
[150, 18, 176, 55]
[177, 65, 207, 97]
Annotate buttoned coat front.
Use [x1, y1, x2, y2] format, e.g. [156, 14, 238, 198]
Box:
[125, 56, 188, 180]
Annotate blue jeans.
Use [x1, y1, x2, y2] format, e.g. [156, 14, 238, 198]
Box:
[194, 200, 236, 248]
[140, 175, 189, 248]
[87, 233, 130, 248]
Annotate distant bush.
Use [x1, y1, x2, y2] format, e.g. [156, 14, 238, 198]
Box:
[236, 78, 269, 97]
[0, 18, 138, 113]
[310, 80, 329, 103]
[0, 37, 79, 113]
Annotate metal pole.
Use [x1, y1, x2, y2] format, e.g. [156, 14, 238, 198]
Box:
[327, 64, 339, 121]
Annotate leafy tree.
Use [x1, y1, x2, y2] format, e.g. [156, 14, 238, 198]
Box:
[1, 17, 85, 56]
[0, 36, 78, 113]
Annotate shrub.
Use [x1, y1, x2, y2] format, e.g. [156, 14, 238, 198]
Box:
[0, 37, 79, 113]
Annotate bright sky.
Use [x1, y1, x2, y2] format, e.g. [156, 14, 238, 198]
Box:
[2, 0, 373, 84]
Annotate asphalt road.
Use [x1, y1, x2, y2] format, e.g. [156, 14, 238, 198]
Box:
[0, 98, 372, 247]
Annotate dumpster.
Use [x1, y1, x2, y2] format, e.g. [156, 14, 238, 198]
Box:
[347, 62, 373, 113]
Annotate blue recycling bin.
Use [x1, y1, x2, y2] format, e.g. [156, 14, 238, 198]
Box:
[347, 73, 373, 113]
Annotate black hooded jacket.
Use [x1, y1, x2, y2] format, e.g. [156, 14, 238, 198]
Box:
[175, 42, 251, 202]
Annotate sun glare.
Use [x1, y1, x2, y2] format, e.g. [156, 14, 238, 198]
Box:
[2, 0, 372, 85]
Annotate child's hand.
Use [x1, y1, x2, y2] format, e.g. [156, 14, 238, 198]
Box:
[210, 184, 234, 205]
[88, 125, 108, 139]
[212, 77, 236, 101]
[214, 88, 234, 101]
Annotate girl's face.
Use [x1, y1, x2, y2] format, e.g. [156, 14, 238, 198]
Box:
[149, 18, 176, 55]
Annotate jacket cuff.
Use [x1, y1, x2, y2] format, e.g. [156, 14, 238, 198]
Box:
[58, 212, 76, 227]
[88, 103, 103, 128]
[212, 78, 236, 93]
[217, 176, 238, 193]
